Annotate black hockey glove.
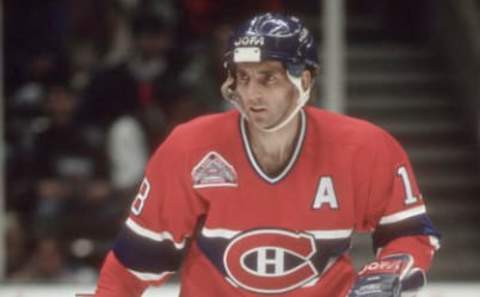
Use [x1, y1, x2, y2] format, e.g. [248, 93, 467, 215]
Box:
[347, 254, 416, 297]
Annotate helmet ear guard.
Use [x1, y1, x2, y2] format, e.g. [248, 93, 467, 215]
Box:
[285, 63, 306, 78]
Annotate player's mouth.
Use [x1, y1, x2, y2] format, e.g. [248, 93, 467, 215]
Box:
[249, 107, 267, 113]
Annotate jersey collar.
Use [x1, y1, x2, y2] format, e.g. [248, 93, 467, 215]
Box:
[240, 109, 307, 184]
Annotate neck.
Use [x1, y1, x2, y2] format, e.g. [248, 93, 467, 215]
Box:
[245, 112, 302, 175]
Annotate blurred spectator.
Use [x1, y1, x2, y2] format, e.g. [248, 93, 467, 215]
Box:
[78, 13, 178, 128]
[4, 0, 79, 226]
[134, 0, 179, 26]
[10, 237, 96, 283]
[178, 22, 231, 112]
[107, 115, 148, 201]
[11, 237, 69, 282]
[69, 0, 119, 62]
[30, 84, 122, 248]
[78, 11, 206, 151]
[5, 213, 29, 277]
[4, 0, 71, 97]
[178, 0, 284, 42]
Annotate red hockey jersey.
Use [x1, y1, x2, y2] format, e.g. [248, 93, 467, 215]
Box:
[95, 107, 440, 297]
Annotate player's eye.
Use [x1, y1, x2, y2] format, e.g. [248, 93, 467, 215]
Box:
[237, 74, 249, 85]
[263, 74, 277, 85]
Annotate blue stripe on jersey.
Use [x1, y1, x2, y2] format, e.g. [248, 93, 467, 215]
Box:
[196, 236, 230, 275]
[311, 239, 351, 269]
[113, 225, 185, 273]
[372, 214, 441, 252]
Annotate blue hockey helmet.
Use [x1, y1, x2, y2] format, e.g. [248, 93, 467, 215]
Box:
[224, 13, 319, 77]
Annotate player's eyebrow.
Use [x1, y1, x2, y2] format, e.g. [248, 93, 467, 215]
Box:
[256, 67, 284, 77]
[236, 69, 280, 79]
[257, 69, 278, 76]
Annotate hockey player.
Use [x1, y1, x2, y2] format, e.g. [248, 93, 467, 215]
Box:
[94, 13, 440, 297]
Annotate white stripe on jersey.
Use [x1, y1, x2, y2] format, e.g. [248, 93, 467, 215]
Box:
[202, 227, 239, 239]
[306, 229, 353, 239]
[125, 218, 186, 249]
[202, 227, 353, 239]
[128, 269, 174, 281]
[379, 205, 426, 225]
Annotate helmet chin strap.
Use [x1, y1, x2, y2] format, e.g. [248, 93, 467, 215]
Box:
[258, 72, 310, 133]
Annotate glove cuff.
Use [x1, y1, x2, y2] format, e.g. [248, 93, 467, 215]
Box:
[358, 253, 414, 281]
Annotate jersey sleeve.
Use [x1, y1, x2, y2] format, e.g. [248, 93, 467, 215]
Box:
[354, 128, 440, 271]
[95, 127, 207, 296]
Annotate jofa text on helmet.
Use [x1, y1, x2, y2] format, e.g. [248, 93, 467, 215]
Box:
[234, 36, 265, 47]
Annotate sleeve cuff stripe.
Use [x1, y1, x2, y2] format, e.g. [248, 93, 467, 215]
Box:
[379, 205, 426, 225]
[128, 269, 173, 281]
[125, 218, 186, 249]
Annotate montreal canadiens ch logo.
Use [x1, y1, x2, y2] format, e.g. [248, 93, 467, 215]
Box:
[223, 229, 319, 294]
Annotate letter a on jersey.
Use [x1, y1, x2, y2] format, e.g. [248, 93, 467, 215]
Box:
[312, 177, 339, 209]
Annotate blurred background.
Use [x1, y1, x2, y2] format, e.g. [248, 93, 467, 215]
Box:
[1, 0, 480, 295]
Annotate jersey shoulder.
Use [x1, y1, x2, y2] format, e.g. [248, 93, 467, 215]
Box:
[305, 106, 394, 147]
[145, 110, 240, 178]
[158, 110, 240, 153]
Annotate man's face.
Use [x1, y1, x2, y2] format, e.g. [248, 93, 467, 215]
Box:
[234, 61, 298, 130]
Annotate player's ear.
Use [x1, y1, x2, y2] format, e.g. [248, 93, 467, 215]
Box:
[221, 70, 239, 102]
[301, 70, 313, 91]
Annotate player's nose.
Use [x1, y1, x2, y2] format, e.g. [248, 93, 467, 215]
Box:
[243, 81, 263, 105]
